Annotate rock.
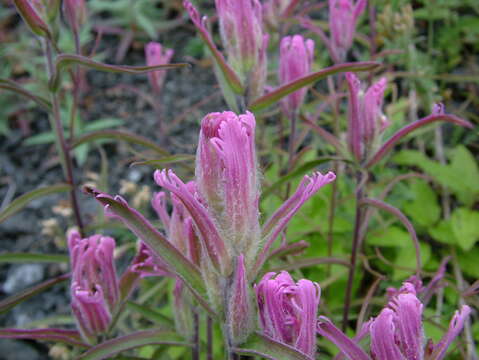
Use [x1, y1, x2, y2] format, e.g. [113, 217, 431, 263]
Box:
[3, 264, 45, 294]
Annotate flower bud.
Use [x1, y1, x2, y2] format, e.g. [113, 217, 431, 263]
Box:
[255, 271, 320, 357]
[145, 42, 174, 94]
[227, 255, 254, 344]
[196, 111, 261, 266]
[63, 0, 87, 34]
[13, 0, 51, 37]
[328, 0, 366, 62]
[346, 72, 387, 161]
[279, 35, 315, 116]
[68, 231, 120, 343]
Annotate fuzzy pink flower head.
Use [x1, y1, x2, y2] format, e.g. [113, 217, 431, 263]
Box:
[68, 230, 120, 343]
[215, 0, 264, 78]
[196, 111, 260, 261]
[346, 72, 388, 161]
[279, 35, 315, 115]
[255, 271, 321, 358]
[329, 0, 367, 62]
[145, 42, 174, 94]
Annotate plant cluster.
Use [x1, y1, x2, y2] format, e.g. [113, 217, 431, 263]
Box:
[0, 0, 478, 359]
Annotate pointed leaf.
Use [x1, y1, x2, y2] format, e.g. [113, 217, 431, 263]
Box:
[72, 130, 169, 156]
[0, 184, 71, 223]
[84, 187, 214, 315]
[0, 253, 68, 264]
[234, 332, 311, 360]
[0, 328, 87, 348]
[366, 113, 473, 168]
[130, 155, 195, 167]
[0, 274, 69, 314]
[249, 62, 380, 112]
[77, 329, 191, 360]
[50, 54, 189, 91]
[0, 79, 51, 110]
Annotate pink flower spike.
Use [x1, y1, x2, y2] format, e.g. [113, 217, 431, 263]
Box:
[345, 72, 362, 161]
[279, 35, 315, 116]
[130, 241, 172, 278]
[154, 169, 228, 272]
[145, 42, 174, 94]
[67, 231, 120, 343]
[370, 308, 406, 360]
[328, 0, 367, 62]
[255, 271, 321, 357]
[429, 305, 472, 360]
[152, 192, 170, 234]
[256, 171, 336, 272]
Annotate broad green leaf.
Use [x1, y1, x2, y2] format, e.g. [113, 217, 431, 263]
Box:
[458, 247, 479, 278]
[403, 180, 440, 227]
[0, 184, 71, 223]
[430, 220, 456, 245]
[250, 62, 380, 112]
[368, 226, 410, 248]
[72, 130, 169, 155]
[235, 332, 310, 360]
[449, 146, 479, 204]
[77, 329, 191, 360]
[0, 328, 87, 348]
[0, 253, 68, 264]
[0, 274, 69, 314]
[450, 208, 479, 251]
[0, 78, 50, 110]
[394, 242, 431, 281]
[50, 54, 189, 91]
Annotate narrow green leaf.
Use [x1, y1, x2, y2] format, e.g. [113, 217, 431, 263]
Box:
[77, 329, 191, 360]
[234, 332, 310, 360]
[0, 328, 87, 348]
[0, 253, 68, 264]
[72, 130, 169, 156]
[50, 54, 189, 91]
[0, 184, 71, 223]
[0, 274, 69, 314]
[130, 155, 195, 167]
[126, 301, 174, 327]
[249, 61, 380, 112]
[0, 79, 51, 110]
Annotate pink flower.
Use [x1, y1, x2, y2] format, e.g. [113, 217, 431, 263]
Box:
[317, 280, 472, 360]
[346, 72, 387, 161]
[329, 0, 367, 62]
[145, 42, 174, 94]
[68, 230, 120, 343]
[279, 35, 315, 115]
[255, 271, 321, 358]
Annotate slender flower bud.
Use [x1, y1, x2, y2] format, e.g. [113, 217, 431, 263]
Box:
[13, 0, 51, 37]
[63, 0, 87, 34]
[68, 231, 120, 344]
[227, 255, 254, 344]
[215, 0, 264, 81]
[145, 42, 174, 94]
[329, 0, 367, 62]
[196, 111, 260, 266]
[279, 35, 315, 116]
[346, 72, 387, 161]
[255, 271, 320, 357]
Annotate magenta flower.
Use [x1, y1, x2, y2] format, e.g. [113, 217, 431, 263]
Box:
[279, 35, 315, 116]
[317, 280, 472, 360]
[255, 271, 321, 358]
[329, 0, 367, 62]
[346, 72, 388, 161]
[145, 42, 174, 94]
[68, 231, 120, 344]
